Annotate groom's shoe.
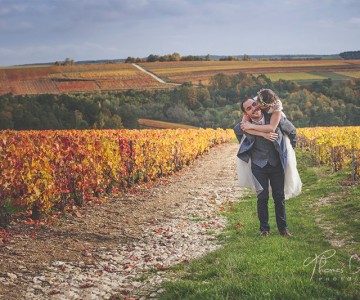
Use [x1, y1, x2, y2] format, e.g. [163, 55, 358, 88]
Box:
[260, 231, 269, 237]
[280, 230, 293, 237]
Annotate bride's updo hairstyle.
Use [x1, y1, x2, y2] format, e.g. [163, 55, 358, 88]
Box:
[257, 89, 280, 105]
[256, 88, 282, 110]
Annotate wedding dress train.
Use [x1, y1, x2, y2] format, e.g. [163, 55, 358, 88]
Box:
[236, 135, 302, 200]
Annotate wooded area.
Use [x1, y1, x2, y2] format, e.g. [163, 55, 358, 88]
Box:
[0, 74, 359, 130]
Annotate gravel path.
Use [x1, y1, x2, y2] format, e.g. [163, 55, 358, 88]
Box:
[0, 142, 244, 300]
[132, 63, 181, 86]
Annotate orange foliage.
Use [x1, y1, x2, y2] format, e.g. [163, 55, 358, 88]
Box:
[298, 126, 360, 178]
[0, 128, 234, 216]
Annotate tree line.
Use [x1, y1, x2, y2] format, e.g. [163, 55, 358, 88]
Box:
[125, 53, 252, 63]
[125, 52, 211, 63]
[0, 74, 359, 130]
[339, 51, 360, 60]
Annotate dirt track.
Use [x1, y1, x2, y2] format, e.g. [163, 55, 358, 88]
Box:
[0, 142, 244, 299]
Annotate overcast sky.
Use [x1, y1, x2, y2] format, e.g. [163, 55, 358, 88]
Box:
[1, 0, 359, 66]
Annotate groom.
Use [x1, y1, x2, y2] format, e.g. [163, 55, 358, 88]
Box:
[234, 98, 297, 237]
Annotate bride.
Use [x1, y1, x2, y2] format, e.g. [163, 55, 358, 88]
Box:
[235, 89, 302, 200]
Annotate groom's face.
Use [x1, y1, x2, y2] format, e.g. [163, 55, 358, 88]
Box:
[243, 99, 261, 119]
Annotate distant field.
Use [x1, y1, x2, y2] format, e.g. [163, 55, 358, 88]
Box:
[0, 63, 171, 95]
[262, 72, 326, 81]
[334, 71, 360, 79]
[139, 60, 360, 85]
[262, 71, 355, 81]
[1, 60, 360, 95]
[138, 118, 197, 129]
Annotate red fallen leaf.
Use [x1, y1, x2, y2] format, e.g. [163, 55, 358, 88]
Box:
[48, 290, 61, 295]
[79, 283, 95, 288]
[2, 236, 10, 245]
[156, 264, 169, 271]
[1, 230, 12, 245]
[74, 211, 83, 218]
[30, 231, 36, 238]
[144, 257, 153, 262]
[124, 264, 136, 269]
[219, 206, 225, 211]
[23, 218, 36, 225]
[235, 222, 245, 228]
[103, 265, 111, 272]
[130, 255, 139, 261]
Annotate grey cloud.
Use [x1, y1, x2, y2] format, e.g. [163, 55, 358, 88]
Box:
[349, 17, 360, 24]
[0, 0, 359, 65]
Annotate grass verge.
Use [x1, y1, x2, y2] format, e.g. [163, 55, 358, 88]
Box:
[159, 151, 359, 300]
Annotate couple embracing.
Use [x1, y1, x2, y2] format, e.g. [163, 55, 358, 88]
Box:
[234, 89, 302, 237]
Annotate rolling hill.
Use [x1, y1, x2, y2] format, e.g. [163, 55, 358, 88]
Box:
[1, 59, 360, 95]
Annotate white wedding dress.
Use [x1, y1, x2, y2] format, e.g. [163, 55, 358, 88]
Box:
[236, 135, 302, 200]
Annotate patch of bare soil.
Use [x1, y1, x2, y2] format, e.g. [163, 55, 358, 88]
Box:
[312, 195, 352, 248]
[0, 142, 243, 299]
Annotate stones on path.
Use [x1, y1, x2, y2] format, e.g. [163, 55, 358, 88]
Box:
[1, 143, 243, 299]
[21, 188, 238, 299]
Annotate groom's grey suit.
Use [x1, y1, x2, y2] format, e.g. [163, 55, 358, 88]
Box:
[234, 112, 297, 233]
[234, 112, 297, 169]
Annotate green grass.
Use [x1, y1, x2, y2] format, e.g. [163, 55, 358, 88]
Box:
[159, 152, 359, 300]
[264, 72, 327, 82]
[307, 72, 354, 81]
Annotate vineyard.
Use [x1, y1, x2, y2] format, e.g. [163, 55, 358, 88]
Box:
[1, 60, 360, 95]
[1, 125, 358, 224]
[297, 126, 360, 181]
[138, 60, 360, 85]
[0, 63, 170, 95]
[0, 128, 233, 223]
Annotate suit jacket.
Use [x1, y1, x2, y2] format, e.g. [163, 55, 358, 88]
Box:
[233, 112, 297, 170]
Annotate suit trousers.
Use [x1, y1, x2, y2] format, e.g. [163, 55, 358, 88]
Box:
[251, 162, 287, 232]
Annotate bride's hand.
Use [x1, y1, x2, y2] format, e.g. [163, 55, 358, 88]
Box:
[240, 121, 253, 131]
[263, 132, 278, 141]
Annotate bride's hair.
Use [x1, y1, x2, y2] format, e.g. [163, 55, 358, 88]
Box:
[257, 89, 280, 105]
